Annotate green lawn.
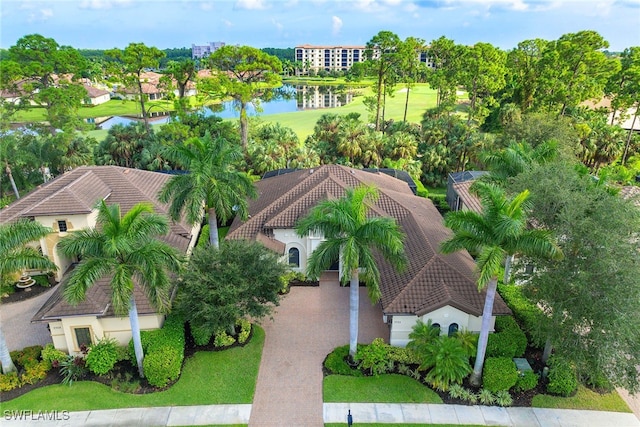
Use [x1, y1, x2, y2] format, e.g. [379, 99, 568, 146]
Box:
[323, 374, 443, 404]
[531, 385, 632, 413]
[326, 425, 489, 427]
[261, 84, 437, 141]
[0, 326, 264, 412]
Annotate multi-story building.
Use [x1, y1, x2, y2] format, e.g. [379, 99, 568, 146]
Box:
[295, 44, 434, 74]
[191, 41, 226, 60]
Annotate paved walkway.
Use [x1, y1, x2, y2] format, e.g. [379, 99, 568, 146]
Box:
[0, 286, 56, 351]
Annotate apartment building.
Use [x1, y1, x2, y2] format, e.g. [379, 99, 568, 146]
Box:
[191, 41, 226, 59]
[295, 44, 434, 73]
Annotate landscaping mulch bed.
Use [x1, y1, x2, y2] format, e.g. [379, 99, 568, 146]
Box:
[1, 283, 57, 304]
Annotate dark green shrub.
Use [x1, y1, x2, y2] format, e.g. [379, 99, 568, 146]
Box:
[355, 338, 390, 376]
[143, 345, 182, 388]
[486, 333, 518, 358]
[546, 356, 578, 397]
[483, 357, 518, 392]
[191, 323, 214, 346]
[514, 370, 539, 392]
[128, 314, 185, 384]
[454, 329, 478, 357]
[324, 345, 363, 377]
[115, 346, 130, 362]
[86, 338, 119, 375]
[0, 372, 21, 391]
[498, 283, 545, 347]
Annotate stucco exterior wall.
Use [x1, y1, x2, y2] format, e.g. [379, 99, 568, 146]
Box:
[273, 228, 324, 273]
[50, 314, 164, 355]
[388, 305, 494, 347]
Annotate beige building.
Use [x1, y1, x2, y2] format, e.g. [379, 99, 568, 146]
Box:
[0, 166, 200, 354]
[227, 165, 510, 346]
[295, 44, 434, 74]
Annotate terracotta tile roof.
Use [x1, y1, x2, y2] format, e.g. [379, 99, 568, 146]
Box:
[83, 84, 110, 98]
[0, 166, 195, 322]
[227, 165, 511, 317]
[452, 180, 483, 213]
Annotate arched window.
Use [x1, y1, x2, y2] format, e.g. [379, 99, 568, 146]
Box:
[448, 323, 459, 337]
[288, 247, 300, 268]
[431, 323, 441, 335]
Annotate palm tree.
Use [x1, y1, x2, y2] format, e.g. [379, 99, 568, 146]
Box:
[296, 185, 407, 358]
[0, 219, 57, 374]
[159, 133, 256, 249]
[440, 181, 562, 386]
[58, 201, 182, 378]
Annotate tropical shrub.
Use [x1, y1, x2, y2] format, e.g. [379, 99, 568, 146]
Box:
[495, 390, 514, 406]
[454, 329, 478, 357]
[584, 371, 614, 393]
[423, 337, 472, 391]
[143, 345, 182, 388]
[514, 370, 539, 392]
[407, 319, 441, 367]
[483, 357, 518, 392]
[0, 372, 21, 391]
[460, 387, 478, 404]
[86, 338, 119, 375]
[494, 316, 528, 357]
[237, 318, 252, 344]
[191, 324, 214, 346]
[213, 330, 236, 348]
[21, 361, 49, 385]
[41, 344, 67, 366]
[448, 383, 466, 399]
[324, 345, 363, 377]
[498, 283, 545, 346]
[478, 388, 496, 405]
[387, 346, 421, 365]
[59, 355, 87, 386]
[355, 338, 390, 376]
[11, 345, 43, 369]
[546, 355, 578, 397]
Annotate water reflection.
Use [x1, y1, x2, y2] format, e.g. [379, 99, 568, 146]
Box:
[94, 84, 358, 130]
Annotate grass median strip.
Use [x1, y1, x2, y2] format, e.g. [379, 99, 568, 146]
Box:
[0, 326, 264, 412]
[323, 374, 443, 404]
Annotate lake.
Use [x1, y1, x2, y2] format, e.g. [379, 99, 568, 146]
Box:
[95, 84, 357, 130]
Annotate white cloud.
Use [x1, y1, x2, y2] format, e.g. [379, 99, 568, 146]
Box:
[27, 7, 53, 23]
[235, 0, 267, 10]
[200, 2, 214, 11]
[223, 19, 233, 27]
[79, 0, 131, 10]
[272, 18, 284, 30]
[40, 8, 53, 18]
[332, 15, 343, 35]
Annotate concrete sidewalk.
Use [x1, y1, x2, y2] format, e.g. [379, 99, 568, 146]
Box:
[2, 403, 639, 426]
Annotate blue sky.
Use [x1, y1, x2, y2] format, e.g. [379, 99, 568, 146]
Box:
[1, 0, 638, 51]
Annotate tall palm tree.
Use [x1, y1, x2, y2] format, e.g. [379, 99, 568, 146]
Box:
[59, 201, 182, 378]
[159, 133, 256, 249]
[296, 185, 407, 358]
[440, 181, 562, 385]
[0, 219, 57, 374]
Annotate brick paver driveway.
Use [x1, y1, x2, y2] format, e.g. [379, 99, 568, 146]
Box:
[1, 287, 56, 351]
[249, 272, 389, 426]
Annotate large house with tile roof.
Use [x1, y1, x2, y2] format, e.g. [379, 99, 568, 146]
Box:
[227, 165, 510, 346]
[0, 166, 200, 354]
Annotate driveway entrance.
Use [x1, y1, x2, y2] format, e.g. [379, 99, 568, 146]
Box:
[248, 272, 389, 426]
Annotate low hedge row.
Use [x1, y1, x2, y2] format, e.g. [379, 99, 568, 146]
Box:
[497, 283, 545, 347]
[486, 316, 528, 358]
[1, 345, 53, 391]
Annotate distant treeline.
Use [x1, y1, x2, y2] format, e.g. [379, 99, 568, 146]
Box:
[73, 47, 294, 68]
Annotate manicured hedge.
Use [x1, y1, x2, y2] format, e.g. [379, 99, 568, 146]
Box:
[129, 313, 185, 388]
[487, 316, 528, 358]
[497, 283, 545, 347]
[86, 338, 119, 375]
[483, 357, 518, 392]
